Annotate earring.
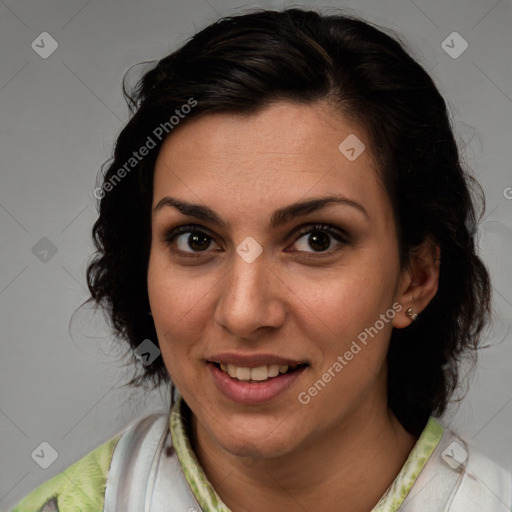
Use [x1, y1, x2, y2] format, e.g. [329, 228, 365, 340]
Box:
[406, 307, 418, 321]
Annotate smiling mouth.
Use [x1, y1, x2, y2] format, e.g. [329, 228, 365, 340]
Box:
[211, 362, 307, 382]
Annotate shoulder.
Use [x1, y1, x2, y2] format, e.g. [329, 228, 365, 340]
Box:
[442, 425, 511, 479]
[9, 413, 168, 512]
[444, 428, 512, 510]
[9, 434, 122, 512]
[405, 419, 512, 510]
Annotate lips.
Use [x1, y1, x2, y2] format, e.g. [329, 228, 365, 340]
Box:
[208, 362, 307, 404]
[206, 352, 308, 403]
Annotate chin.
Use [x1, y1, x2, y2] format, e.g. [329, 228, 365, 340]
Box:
[221, 433, 296, 460]
[210, 416, 301, 459]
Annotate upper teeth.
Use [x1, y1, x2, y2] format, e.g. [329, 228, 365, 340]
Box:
[219, 363, 296, 381]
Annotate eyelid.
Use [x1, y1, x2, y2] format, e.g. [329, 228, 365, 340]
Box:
[163, 222, 350, 257]
[163, 222, 349, 243]
[163, 224, 218, 244]
[163, 224, 221, 256]
[291, 222, 350, 243]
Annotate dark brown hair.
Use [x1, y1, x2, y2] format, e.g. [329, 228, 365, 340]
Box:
[85, 7, 491, 436]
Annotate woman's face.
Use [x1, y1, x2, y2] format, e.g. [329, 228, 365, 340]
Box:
[148, 100, 411, 458]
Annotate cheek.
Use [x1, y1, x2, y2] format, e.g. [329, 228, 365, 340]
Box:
[292, 259, 397, 344]
[291, 255, 398, 404]
[147, 246, 207, 328]
[147, 255, 206, 374]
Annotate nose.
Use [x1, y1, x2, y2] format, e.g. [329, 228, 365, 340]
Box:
[213, 251, 287, 339]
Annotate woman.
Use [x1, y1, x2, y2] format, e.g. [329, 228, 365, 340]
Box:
[10, 7, 511, 512]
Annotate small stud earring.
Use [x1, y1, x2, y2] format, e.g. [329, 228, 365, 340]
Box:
[406, 307, 418, 321]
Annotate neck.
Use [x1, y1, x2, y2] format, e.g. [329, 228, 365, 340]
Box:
[188, 394, 418, 512]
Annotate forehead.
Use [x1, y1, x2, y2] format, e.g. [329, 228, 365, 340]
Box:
[152, 100, 386, 217]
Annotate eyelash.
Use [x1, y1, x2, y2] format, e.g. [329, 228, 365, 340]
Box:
[163, 223, 349, 260]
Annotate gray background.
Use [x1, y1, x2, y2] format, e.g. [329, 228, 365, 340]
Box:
[0, 0, 511, 509]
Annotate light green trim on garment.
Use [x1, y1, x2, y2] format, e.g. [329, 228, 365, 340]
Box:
[9, 434, 121, 512]
[371, 417, 445, 511]
[170, 395, 232, 512]
[171, 395, 444, 512]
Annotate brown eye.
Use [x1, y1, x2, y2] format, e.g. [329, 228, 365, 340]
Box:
[288, 223, 348, 254]
[164, 225, 221, 257]
[179, 231, 212, 252]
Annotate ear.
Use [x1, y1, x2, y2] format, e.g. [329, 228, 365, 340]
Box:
[392, 238, 441, 328]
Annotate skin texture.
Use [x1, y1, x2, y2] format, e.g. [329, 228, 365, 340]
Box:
[147, 100, 440, 512]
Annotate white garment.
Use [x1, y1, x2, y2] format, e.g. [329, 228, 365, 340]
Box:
[399, 428, 511, 511]
[102, 412, 512, 512]
[103, 413, 201, 512]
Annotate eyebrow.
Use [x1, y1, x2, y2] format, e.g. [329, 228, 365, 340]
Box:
[153, 194, 369, 229]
